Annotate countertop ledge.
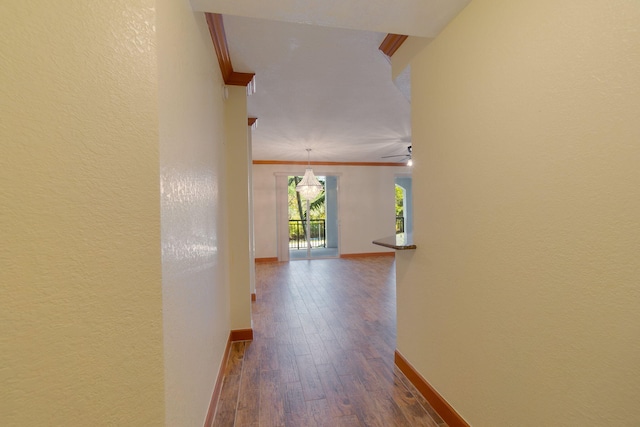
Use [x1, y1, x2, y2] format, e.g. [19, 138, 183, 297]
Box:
[372, 233, 416, 250]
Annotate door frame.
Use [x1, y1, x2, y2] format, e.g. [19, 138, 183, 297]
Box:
[274, 172, 341, 261]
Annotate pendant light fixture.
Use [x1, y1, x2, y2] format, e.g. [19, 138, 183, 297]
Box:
[295, 149, 323, 200]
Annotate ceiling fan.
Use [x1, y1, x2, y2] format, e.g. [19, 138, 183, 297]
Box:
[382, 145, 412, 164]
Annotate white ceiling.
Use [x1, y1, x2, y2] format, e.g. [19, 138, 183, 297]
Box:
[191, 0, 471, 162]
[191, 0, 470, 37]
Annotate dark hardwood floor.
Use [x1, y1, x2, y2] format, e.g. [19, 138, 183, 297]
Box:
[212, 256, 446, 427]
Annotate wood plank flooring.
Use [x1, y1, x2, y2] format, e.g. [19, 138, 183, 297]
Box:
[211, 256, 446, 427]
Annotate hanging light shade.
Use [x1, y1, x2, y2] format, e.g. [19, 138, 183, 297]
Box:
[295, 149, 323, 200]
[296, 168, 323, 200]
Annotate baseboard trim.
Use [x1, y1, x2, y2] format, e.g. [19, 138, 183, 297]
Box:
[340, 252, 395, 258]
[394, 350, 470, 427]
[255, 257, 278, 263]
[230, 328, 253, 342]
[251, 292, 256, 302]
[204, 336, 232, 426]
[204, 329, 254, 426]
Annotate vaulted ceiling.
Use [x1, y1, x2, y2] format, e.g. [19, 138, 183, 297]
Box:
[192, 0, 471, 163]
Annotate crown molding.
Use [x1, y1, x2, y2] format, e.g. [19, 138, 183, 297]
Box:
[253, 160, 409, 167]
[379, 34, 409, 57]
[205, 13, 255, 87]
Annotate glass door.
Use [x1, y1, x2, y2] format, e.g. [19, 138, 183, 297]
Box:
[288, 175, 339, 260]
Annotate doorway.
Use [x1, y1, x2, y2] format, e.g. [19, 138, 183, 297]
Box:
[395, 175, 413, 236]
[287, 175, 339, 260]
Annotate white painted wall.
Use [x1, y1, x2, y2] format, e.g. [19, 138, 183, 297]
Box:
[158, 1, 230, 425]
[397, 0, 640, 425]
[253, 164, 410, 258]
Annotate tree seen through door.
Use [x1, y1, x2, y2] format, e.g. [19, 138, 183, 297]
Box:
[288, 176, 326, 251]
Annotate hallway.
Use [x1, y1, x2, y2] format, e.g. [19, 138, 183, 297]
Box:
[212, 256, 445, 426]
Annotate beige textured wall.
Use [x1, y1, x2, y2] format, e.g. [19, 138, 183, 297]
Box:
[225, 86, 253, 330]
[158, 1, 231, 425]
[397, 0, 640, 425]
[252, 164, 409, 258]
[0, 1, 164, 425]
[391, 36, 431, 80]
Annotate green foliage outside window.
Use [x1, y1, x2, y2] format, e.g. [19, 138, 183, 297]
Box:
[395, 185, 404, 217]
[288, 176, 325, 221]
